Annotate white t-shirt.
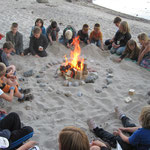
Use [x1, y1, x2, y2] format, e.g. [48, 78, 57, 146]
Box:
[0, 89, 4, 96]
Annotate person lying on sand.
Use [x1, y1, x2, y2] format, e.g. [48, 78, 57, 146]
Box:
[105, 17, 122, 50]
[137, 33, 150, 69]
[110, 21, 131, 55]
[90, 23, 104, 50]
[0, 111, 33, 149]
[0, 63, 33, 102]
[24, 26, 48, 57]
[59, 25, 76, 48]
[116, 39, 140, 62]
[6, 22, 24, 56]
[87, 106, 150, 150]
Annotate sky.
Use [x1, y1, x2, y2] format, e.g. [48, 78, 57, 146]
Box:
[93, 0, 150, 20]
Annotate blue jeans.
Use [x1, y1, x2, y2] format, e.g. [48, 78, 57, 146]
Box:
[110, 46, 126, 55]
[91, 39, 101, 48]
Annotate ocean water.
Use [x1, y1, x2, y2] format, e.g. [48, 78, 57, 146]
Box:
[93, 0, 150, 20]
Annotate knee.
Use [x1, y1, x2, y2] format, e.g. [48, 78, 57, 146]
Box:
[22, 126, 34, 134]
[116, 50, 122, 55]
[8, 112, 20, 119]
[105, 40, 110, 45]
[110, 48, 115, 54]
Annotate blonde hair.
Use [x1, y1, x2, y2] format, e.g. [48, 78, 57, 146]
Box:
[59, 126, 90, 150]
[138, 33, 149, 42]
[139, 106, 150, 129]
[0, 63, 6, 77]
[120, 21, 130, 34]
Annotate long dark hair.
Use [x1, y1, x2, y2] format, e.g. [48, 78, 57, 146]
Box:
[35, 18, 44, 28]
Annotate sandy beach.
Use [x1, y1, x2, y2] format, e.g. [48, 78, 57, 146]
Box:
[0, 0, 150, 149]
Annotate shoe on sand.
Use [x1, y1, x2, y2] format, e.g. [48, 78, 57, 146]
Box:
[20, 88, 31, 95]
[114, 106, 124, 120]
[87, 119, 98, 131]
[18, 94, 34, 102]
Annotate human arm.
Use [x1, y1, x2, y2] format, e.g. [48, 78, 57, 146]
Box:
[0, 87, 15, 102]
[90, 140, 108, 149]
[114, 129, 129, 144]
[17, 141, 37, 150]
[6, 32, 10, 41]
[119, 127, 140, 133]
[18, 33, 24, 55]
[43, 35, 48, 50]
[29, 37, 36, 56]
[138, 45, 150, 65]
[48, 34, 53, 44]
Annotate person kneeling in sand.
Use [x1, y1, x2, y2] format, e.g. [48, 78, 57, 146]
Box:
[78, 24, 90, 44]
[6, 22, 24, 56]
[59, 25, 76, 48]
[24, 26, 48, 57]
[90, 23, 104, 50]
[0, 63, 33, 102]
[105, 17, 122, 50]
[137, 33, 150, 69]
[46, 21, 60, 45]
[110, 21, 131, 55]
[87, 106, 150, 150]
[116, 39, 140, 62]
[0, 41, 16, 73]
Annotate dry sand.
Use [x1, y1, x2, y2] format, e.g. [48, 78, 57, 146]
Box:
[0, 0, 150, 150]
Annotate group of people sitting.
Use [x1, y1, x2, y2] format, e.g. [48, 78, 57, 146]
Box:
[0, 105, 149, 150]
[0, 17, 150, 149]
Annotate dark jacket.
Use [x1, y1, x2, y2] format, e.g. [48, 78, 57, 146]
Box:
[0, 49, 9, 67]
[6, 31, 23, 55]
[29, 34, 48, 56]
[114, 31, 131, 47]
[77, 30, 89, 42]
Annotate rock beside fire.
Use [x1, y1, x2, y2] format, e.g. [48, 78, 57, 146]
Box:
[85, 72, 98, 83]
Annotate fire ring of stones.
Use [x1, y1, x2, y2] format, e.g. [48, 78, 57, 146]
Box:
[55, 37, 99, 86]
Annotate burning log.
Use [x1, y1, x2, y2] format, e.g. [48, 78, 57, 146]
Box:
[75, 71, 83, 80]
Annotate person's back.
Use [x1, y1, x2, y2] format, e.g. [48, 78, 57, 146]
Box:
[129, 128, 150, 150]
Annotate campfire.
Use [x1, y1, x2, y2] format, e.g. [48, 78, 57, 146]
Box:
[59, 36, 88, 80]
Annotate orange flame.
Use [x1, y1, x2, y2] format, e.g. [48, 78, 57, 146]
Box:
[63, 36, 84, 71]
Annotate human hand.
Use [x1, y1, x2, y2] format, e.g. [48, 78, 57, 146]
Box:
[67, 43, 70, 48]
[35, 55, 40, 58]
[20, 53, 24, 56]
[87, 40, 90, 44]
[116, 58, 122, 63]
[0, 109, 7, 114]
[39, 46, 43, 51]
[109, 39, 113, 43]
[17, 141, 37, 150]
[8, 65, 16, 73]
[90, 140, 106, 147]
[113, 129, 122, 136]
[90, 145, 100, 150]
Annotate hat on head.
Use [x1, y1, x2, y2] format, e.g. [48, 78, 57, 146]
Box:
[65, 30, 73, 40]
